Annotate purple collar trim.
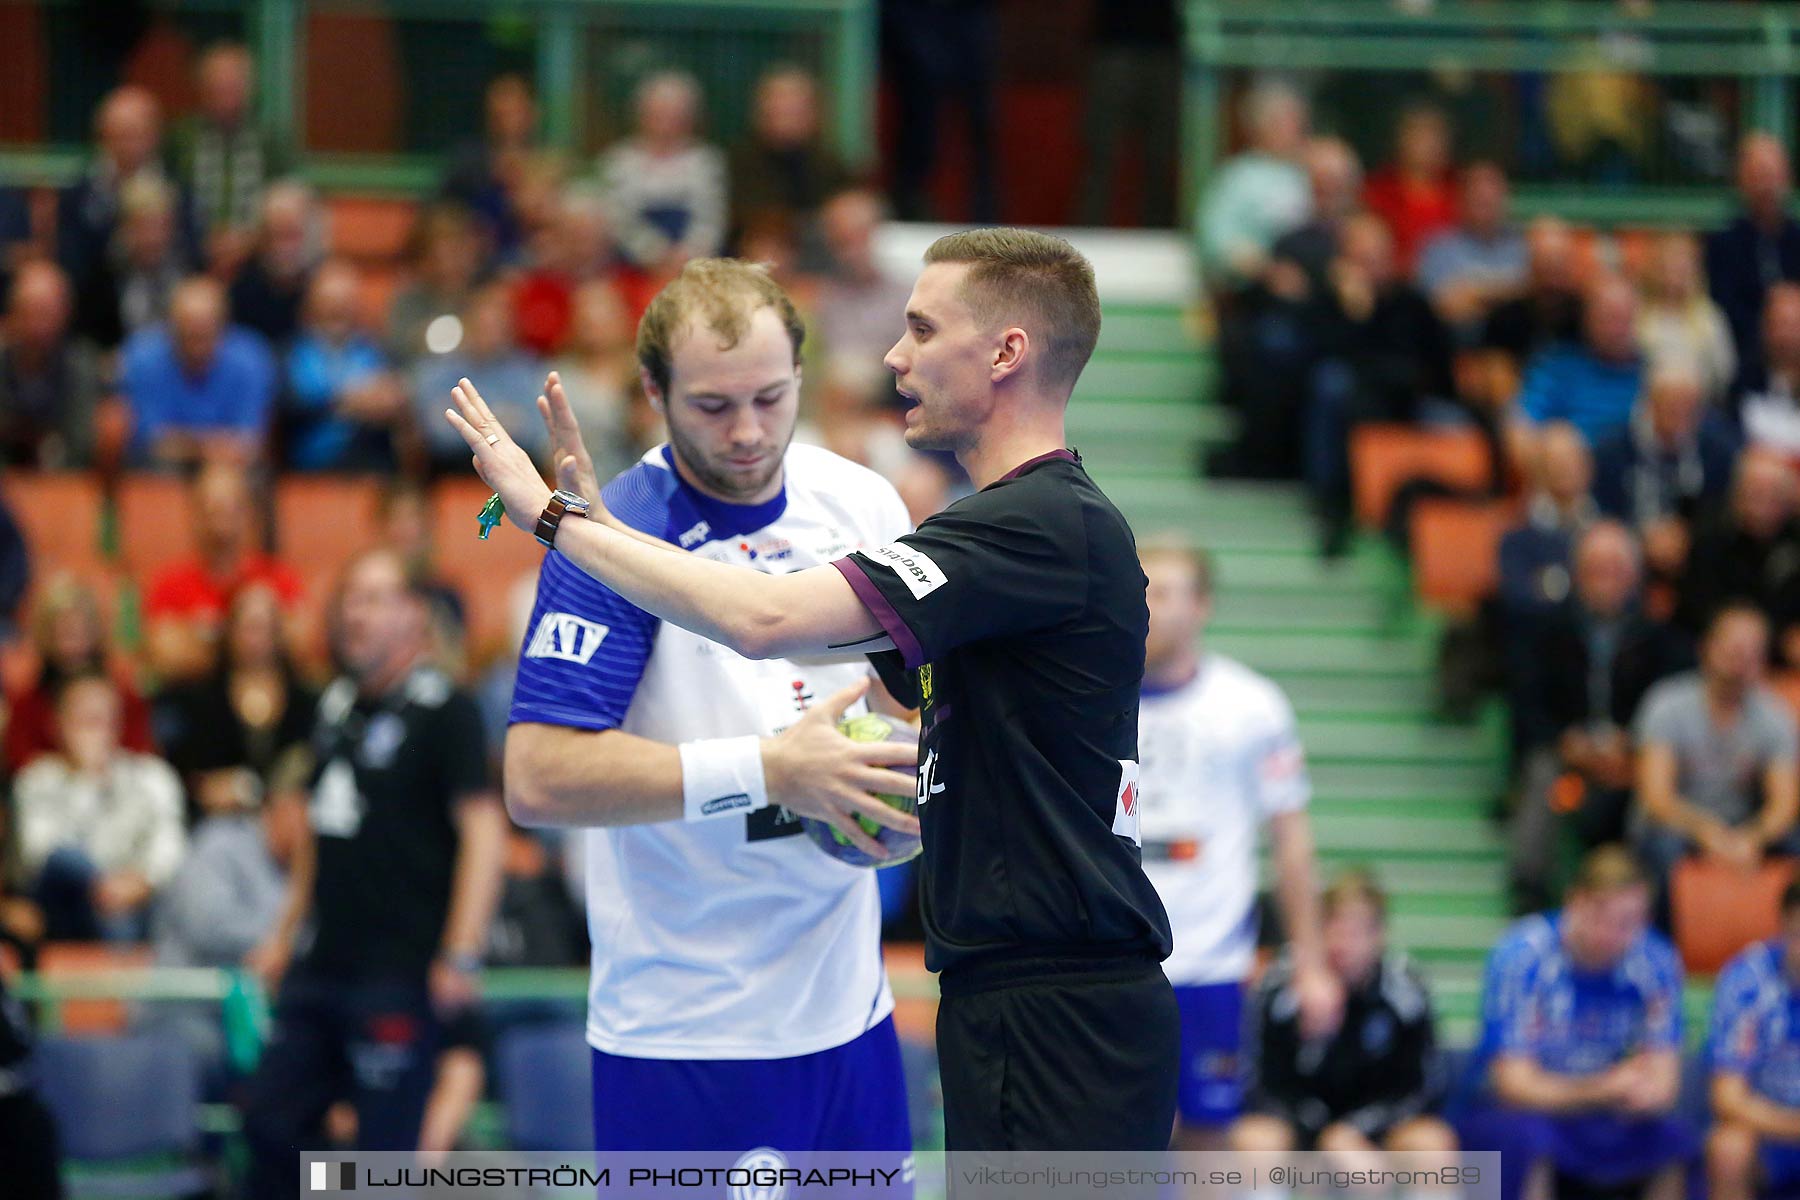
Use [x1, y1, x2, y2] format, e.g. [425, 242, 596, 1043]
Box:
[998, 448, 1078, 482]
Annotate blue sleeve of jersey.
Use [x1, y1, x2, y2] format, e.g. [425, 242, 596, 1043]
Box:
[1484, 929, 1542, 1059]
[1641, 933, 1685, 1051]
[507, 463, 671, 732]
[1709, 956, 1761, 1078]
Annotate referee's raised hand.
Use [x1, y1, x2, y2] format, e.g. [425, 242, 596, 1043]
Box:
[446, 376, 553, 533]
[762, 679, 921, 861]
[537, 371, 601, 499]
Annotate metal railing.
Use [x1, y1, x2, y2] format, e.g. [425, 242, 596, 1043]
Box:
[0, 0, 876, 192]
[1183, 0, 1800, 227]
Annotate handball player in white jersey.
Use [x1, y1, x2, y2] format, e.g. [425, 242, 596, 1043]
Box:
[1135, 541, 1341, 1148]
[504, 260, 919, 1157]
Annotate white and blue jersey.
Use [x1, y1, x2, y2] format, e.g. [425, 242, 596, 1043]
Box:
[509, 443, 912, 1066]
[1712, 939, 1800, 1109]
[1474, 912, 1683, 1083]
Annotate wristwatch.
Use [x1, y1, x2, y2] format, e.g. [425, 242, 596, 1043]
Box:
[535, 488, 592, 549]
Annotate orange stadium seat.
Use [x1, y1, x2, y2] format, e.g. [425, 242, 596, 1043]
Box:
[430, 479, 544, 661]
[275, 476, 382, 582]
[1671, 856, 1799, 975]
[327, 196, 417, 264]
[356, 264, 403, 333]
[116, 474, 197, 580]
[1350, 425, 1492, 529]
[1769, 672, 1800, 725]
[37, 942, 156, 1034]
[1410, 498, 1517, 615]
[2, 472, 108, 576]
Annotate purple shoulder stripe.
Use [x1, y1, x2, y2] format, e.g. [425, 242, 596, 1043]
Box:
[831, 556, 926, 670]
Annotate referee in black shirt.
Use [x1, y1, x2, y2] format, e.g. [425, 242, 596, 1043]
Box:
[448, 231, 1178, 1149]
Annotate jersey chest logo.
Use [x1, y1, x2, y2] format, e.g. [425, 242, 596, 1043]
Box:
[917, 664, 933, 707]
[525, 612, 610, 664]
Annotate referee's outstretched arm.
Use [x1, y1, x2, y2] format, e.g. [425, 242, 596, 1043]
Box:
[449, 377, 897, 663]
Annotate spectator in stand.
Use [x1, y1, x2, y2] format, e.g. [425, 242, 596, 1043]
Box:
[1677, 449, 1800, 652]
[1707, 133, 1800, 395]
[0, 260, 103, 467]
[1738, 283, 1800, 458]
[412, 282, 548, 473]
[120, 276, 276, 469]
[1481, 215, 1585, 377]
[1265, 137, 1363, 304]
[1231, 871, 1455, 1157]
[372, 480, 467, 645]
[881, 0, 1001, 223]
[156, 581, 318, 821]
[486, 821, 586, 969]
[1211, 137, 1360, 483]
[1592, 359, 1738, 551]
[144, 461, 304, 684]
[1516, 274, 1644, 450]
[1074, 0, 1180, 228]
[1305, 212, 1455, 555]
[1707, 880, 1800, 1200]
[166, 42, 292, 274]
[549, 282, 639, 487]
[12, 673, 187, 941]
[58, 86, 189, 290]
[813, 188, 913, 394]
[1460, 847, 1692, 1200]
[282, 260, 405, 471]
[727, 66, 851, 254]
[1634, 605, 1799, 901]
[511, 182, 616, 358]
[75, 173, 191, 350]
[1196, 80, 1310, 293]
[151, 790, 304, 1077]
[6, 576, 155, 774]
[1510, 521, 1690, 911]
[1636, 232, 1736, 406]
[441, 74, 540, 263]
[229, 181, 324, 349]
[1361, 104, 1458, 278]
[386, 204, 486, 366]
[1417, 161, 1527, 342]
[597, 72, 727, 273]
[1496, 423, 1597, 752]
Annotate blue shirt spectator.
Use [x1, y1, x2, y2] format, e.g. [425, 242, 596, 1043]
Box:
[282, 262, 402, 471]
[1517, 276, 1644, 447]
[121, 278, 274, 466]
[1416, 162, 1526, 341]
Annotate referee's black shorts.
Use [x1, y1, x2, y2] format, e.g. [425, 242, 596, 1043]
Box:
[935, 951, 1180, 1151]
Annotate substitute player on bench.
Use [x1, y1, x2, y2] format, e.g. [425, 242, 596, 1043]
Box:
[505, 260, 917, 1157]
[450, 228, 1178, 1150]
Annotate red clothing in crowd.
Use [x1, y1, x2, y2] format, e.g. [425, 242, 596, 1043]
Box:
[1362, 169, 1459, 277]
[5, 674, 156, 772]
[144, 554, 305, 623]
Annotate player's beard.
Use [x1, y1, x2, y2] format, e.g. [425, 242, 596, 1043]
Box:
[665, 410, 791, 503]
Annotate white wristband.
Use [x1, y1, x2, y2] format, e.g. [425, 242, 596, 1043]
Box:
[679, 736, 771, 822]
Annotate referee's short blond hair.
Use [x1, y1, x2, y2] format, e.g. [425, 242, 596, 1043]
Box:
[924, 228, 1102, 396]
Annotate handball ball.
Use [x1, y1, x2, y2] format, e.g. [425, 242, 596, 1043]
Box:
[800, 712, 923, 869]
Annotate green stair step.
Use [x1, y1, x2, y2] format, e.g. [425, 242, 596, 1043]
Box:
[1067, 399, 1212, 441]
[1310, 760, 1502, 801]
[1209, 632, 1434, 676]
[1310, 813, 1504, 856]
[1275, 673, 1438, 718]
[1095, 305, 1195, 353]
[1210, 552, 1386, 593]
[1211, 589, 1393, 635]
[1301, 719, 1495, 765]
[1078, 357, 1212, 400]
[1310, 794, 1493, 822]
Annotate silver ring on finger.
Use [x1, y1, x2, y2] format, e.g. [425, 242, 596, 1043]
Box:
[485, 433, 501, 446]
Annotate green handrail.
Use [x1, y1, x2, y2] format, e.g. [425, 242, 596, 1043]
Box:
[1183, 0, 1798, 228]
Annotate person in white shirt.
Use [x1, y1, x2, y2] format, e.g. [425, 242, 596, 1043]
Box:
[1136, 540, 1340, 1149]
[14, 672, 186, 940]
[504, 258, 918, 1159]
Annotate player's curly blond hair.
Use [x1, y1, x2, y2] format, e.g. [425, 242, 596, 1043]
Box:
[635, 258, 806, 398]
